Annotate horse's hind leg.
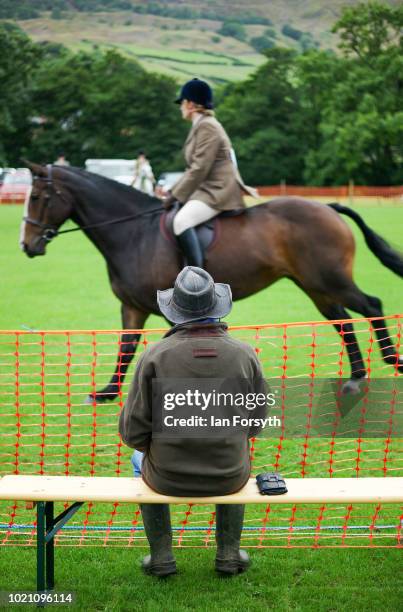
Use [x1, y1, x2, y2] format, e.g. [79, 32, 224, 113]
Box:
[87, 305, 148, 404]
[339, 288, 403, 372]
[305, 293, 367, 381]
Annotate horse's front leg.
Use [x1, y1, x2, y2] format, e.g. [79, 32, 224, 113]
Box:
[86, 304, 149, 404]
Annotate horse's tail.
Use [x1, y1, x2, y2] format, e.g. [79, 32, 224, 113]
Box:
[328, 202, 403, 278]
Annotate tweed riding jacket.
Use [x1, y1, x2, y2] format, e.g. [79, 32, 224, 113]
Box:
[171, 115, 252, 211]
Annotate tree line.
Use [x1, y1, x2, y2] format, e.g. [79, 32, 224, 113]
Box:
[0, 0, 271, 24]
[0, 2, 401, 185]
[0, 1, 133, 20]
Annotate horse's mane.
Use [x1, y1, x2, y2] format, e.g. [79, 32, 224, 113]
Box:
[56, 165, 162, 209]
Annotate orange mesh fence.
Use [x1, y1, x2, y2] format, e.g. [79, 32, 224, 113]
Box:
[0, 189, 29, 205]
[257, 185, 403, 200]
[0, 316, 402, 548]
[3, 185, 402, 205]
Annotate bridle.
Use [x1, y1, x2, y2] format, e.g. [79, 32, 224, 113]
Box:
[23, 164, 164, 244]
[23, 165, 61, 243]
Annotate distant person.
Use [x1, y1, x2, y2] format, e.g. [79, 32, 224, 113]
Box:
[163, 78, 258, 268]
[53, 152, 70, 167]
[131, 151, 155, 196]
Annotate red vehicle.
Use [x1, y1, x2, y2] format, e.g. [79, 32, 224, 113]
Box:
[0, 169, 32, 205]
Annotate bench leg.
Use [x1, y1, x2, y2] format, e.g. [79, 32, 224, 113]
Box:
[35, 500, 83, 600]
[36, 502, 55, 593]
[45, 502, 55, 591]
[36, 502, 46, 595]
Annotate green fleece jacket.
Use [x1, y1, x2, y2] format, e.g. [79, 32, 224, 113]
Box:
[119, 322, 268, 496]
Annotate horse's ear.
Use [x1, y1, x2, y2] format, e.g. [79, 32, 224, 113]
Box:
[21, 160, 46, 177]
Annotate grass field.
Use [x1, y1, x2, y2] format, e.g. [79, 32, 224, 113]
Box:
[20, 13, 266, 84]
[2, 548, 402, 612]
[1, 202, 403, 610]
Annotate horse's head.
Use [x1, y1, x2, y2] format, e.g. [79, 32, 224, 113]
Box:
[20, 162, 74, 257]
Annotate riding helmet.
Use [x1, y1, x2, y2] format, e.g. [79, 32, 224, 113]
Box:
[175, 78, 214, 109]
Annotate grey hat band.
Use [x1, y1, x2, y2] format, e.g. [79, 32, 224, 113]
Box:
[173, 292, 217, 314]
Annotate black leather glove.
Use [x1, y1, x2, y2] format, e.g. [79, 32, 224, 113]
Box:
[162, 192, 176, 210]
[163, 192, 180, 210]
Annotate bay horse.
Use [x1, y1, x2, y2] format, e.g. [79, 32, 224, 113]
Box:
[20, 163, 403, 402]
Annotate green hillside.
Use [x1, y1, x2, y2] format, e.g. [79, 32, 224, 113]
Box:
[4, 0, 400, 84]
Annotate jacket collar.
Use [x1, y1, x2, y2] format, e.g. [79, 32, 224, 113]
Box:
[184, 113, 208, 146]
[163, 321, 228, 339]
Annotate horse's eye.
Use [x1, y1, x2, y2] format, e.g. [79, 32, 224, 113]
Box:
[31, 193, 39, 200]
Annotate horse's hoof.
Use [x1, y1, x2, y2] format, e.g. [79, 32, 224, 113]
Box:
[84, 390, 119, 404]
[84, 393, 107, 405]
[341, 378, 364, 395]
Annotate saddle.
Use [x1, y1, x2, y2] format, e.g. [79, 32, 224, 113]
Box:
[160, 202, 245, 259]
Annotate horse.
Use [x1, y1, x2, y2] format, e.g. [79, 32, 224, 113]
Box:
[20, 162, 403, 402]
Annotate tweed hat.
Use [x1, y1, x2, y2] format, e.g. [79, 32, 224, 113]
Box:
[157, 267, 232, 324]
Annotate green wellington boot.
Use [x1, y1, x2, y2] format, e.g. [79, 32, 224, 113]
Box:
[140, 504, 177, 577]
[215, 504, 250, 576]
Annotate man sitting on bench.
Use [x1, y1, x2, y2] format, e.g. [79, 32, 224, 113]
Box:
[119, 266, 268, 577]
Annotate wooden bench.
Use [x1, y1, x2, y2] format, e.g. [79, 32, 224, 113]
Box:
[1, 475, 402, 596]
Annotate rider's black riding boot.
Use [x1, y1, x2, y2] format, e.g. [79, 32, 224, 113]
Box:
[140, 504, 177, 577]
[215, 504, 250, 576]
[176, 228, 203, 268]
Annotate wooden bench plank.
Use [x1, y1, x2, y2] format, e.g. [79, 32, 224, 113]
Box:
[0, 475, 402, 504]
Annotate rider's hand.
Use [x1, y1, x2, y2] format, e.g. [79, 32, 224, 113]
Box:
[163, 192, 176, 210]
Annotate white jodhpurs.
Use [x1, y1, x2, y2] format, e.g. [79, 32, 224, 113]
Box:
[173, 199, 219, 235]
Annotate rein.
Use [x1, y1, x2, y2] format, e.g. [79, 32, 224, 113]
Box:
[55, 207, 163, 236]
[23, 165, 164, 243]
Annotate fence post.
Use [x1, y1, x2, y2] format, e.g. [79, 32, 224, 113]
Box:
[348, 179, 354, 206]
[281, 179, 286, 196]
